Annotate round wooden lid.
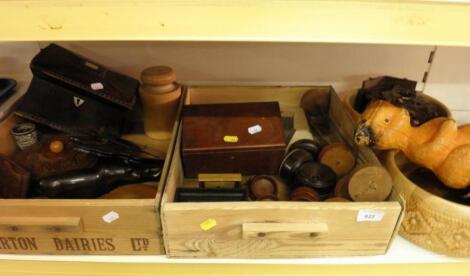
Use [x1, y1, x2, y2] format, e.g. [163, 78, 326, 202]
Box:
[248, 175, 278, 199]
[319, 143, 356, 176]
[290, 186, 320, 202]
[257, 194, 279, 201]
[140, 66, 176, 86]
[334, 174, 352, 199]
[288, 139, 322, 159]
[348, 165, 393, 202]
[105, 184, 158, 199]
[279, 148, 313, 185]
[294, 161, 337, 191]
[49, 140, 64, 154]
[325, 197, 351, 202]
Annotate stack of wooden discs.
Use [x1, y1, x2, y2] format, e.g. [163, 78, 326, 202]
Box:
[248, 175, 279, 201]
[280, 138, 393, 202]
[334, 165, 393, 202]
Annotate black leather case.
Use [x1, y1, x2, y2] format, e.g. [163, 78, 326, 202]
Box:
[16, 44, 139, 138]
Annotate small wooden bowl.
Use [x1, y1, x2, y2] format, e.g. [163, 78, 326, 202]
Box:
[319, 143, 356, 177]
[325, 197, 351, 202]
[334, 174, 352, 200]
[288, 139, 322, 159]
[248, 175, 278, 200]
[290, 186, 320, 202]
[257, 194, 279, 201]
[105, 184, 158, 199]
[294, 161, 337, 199]
[279, 148, 313, 186]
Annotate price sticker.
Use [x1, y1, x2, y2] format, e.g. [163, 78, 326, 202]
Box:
[200, 218, 217, 231]
[223, 136, 239, 143]
[91, 82, 104, 90]
[102, 211, 120, 223]
[357, 209, 384, 222]
[248, 124, 262, 135]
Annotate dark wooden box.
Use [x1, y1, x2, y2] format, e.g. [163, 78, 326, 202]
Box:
[16, 44, 139, 138]
[181, 102, 286, 177]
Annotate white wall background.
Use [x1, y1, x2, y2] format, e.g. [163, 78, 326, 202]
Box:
[47, 42, 431, 93]
[424, 46, 470, 124]
[1, 41, 468, 124]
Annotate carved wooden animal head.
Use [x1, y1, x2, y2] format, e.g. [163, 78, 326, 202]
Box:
[355, 100, 412, 150]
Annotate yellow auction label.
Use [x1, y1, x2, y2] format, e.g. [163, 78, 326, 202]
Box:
[223, 135, 239, 143]
[200, 218, 217, 231]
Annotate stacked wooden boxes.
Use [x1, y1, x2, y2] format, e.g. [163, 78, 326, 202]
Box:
[0, 84, 404, 257]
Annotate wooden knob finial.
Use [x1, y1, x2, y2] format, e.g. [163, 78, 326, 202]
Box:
[140, 66, 176, 86]
[49, 140, 64, 154]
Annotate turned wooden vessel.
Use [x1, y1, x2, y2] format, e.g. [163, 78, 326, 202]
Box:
[140, 66, 181, 140]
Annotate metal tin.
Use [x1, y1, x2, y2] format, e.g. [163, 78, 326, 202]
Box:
[11, 122, 38, 150]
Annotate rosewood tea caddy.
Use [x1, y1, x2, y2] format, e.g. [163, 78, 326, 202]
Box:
[181, 102, 286, 178]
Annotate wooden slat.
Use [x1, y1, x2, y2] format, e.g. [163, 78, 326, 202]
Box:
[2, 261, 470, 276]
[198, 174, 242, 183]
[0, 201, 164, 255]
[242, 222, 329, 240]
[0, 217, 83, 233]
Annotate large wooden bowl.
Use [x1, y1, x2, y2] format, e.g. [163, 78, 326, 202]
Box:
[385, 151, 470, 257]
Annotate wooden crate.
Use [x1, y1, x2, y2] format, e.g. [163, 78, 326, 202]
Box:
[161, 86, 404, 258]
[0, 118, 180, 256]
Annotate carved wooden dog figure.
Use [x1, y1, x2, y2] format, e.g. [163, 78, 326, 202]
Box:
[355, 100, 470, 189]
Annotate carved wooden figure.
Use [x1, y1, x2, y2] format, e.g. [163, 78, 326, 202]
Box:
[355, 100, 470, 189]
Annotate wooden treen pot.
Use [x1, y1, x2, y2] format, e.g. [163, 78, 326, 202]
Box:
[385, 150, 470, 257]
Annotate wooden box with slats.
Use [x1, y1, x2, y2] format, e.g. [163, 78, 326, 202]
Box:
[161, 86, 404, 258]
[0, 82, 180, 255]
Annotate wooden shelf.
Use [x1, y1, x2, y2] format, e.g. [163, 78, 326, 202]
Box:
[1, 2, 470, 274]
[0, 237, 469, 275]
[1, 1, 470, 45]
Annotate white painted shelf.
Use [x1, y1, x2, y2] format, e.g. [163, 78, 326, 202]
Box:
[0, 237, 465, 265]
[1, 1, 470, 46]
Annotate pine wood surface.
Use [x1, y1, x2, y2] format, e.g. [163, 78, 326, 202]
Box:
[0, 199, 163, 255]
[2, 1, 470, 47]
[1, 260, 470, 276]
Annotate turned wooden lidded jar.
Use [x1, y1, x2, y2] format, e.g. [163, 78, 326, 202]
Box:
[140, 66, 181, 140]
